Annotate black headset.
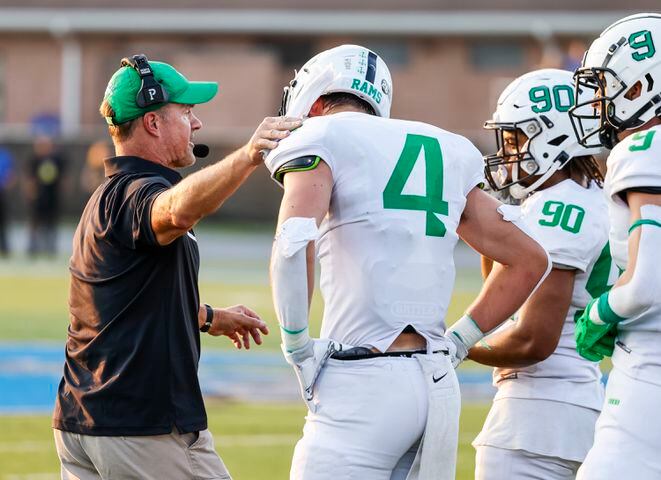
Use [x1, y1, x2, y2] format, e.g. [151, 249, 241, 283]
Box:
[117, 54, 211, 158]
[120, 54, 169, 108]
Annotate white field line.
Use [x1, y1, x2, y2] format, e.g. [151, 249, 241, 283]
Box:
[3, 474, 59, 480]
[215, 433, 300, 447]
[216, 432, 479, 447]
[0, 435, 303, 453]
[0, 441, 52, 453]
[0, 432, 479, 453]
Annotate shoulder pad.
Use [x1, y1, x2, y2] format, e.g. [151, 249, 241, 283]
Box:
[274, 155, 321, 184]
[606, 126, 661, 197]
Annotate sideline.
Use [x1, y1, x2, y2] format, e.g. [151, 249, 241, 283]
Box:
[0, 342, 496, 414]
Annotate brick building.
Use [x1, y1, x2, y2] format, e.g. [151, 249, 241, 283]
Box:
[0, 1, 657, 219]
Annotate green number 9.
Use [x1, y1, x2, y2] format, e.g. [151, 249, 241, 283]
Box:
[629, 30, 656, 61]
[529, 86, 552, 113]
[539, 201, 585, 233]
[539, 200, 563, 227]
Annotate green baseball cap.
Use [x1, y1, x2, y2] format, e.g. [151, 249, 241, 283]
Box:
[103, 60, 218, 125]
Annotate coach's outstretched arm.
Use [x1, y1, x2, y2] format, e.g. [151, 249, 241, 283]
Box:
[150, 116, 301, 245]
[446, 188, 551, 366]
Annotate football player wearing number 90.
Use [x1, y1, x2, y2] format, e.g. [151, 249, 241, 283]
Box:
[469, 69, 614, 480]
[265, 44, 550, 480]
[569, 13, 661, 480]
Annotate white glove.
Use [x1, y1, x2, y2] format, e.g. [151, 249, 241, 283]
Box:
[282, 338, 343, 411]
[444, 314, 487, 369]
[444, 333, 468, 369]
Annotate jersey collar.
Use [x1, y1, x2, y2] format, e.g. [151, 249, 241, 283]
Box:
[104, 156, 182, 185]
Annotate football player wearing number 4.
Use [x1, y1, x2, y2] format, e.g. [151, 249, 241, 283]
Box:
[265, 44, 550, 480]
[569, 13, 661, 480]
[469, 69, 615, 480]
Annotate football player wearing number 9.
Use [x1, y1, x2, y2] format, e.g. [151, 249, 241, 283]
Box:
[265, 44, 550, 480]
[469, 69, 614, 480]
[569, 13, 661, 480]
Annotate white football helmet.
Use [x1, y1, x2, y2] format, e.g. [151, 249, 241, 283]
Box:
[484, 69, 601, 199]
[278, 44, 393, 119]
[571, 13, 661, 149]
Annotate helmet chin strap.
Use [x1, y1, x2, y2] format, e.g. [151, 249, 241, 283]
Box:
[599, 127, 618, 150]
[508, 158, 563, 199]
[286, 64, 337, 118]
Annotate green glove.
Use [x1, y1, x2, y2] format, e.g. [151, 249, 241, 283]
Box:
[575, 298, 617, 362]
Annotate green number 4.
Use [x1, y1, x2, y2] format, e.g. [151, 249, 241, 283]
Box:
[629, 130, 656, 151]
[383, 134, 448, 237]
[539, 200, 585, 234]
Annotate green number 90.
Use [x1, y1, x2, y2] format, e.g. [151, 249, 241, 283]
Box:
[529, 85, 574, 113]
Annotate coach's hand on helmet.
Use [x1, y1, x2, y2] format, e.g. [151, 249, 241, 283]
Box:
[243, 116, 302, 165]
[206, 304, 270, 349]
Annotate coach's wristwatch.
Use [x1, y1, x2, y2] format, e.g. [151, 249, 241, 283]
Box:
[200, 303, 214, 332]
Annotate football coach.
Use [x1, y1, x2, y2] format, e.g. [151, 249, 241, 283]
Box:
[52, 55, 300, 479]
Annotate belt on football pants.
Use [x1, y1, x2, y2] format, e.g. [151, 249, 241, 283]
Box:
[330, 347, 449, 361]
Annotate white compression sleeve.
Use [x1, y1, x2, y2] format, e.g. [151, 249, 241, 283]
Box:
[271, 217, 319, 353]
[602, 204, 661, 321]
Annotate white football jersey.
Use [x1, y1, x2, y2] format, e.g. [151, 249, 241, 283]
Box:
[604, 125, 661, 384]
[266, 112, 484, 352]
[493, 179, 613, 410]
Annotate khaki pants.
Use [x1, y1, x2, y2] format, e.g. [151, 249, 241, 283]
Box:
[54, 428, 231, 480]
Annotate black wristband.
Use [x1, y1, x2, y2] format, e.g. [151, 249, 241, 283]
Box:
[200, 303, 214, 332]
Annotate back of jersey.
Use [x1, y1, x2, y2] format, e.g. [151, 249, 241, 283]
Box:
[266, 111, 484, 352]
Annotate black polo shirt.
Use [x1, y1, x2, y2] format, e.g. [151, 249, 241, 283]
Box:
[53, 156, 206, 436]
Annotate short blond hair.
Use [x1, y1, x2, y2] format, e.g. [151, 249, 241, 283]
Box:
[99, 99, 140, 142]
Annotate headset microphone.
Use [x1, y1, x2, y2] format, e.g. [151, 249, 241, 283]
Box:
[193, 144, 210, 158]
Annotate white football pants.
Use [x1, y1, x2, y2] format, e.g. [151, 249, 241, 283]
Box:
[475, 446, 580, 480]
[290, 352, 460, 480]
[577, 366, 661, 480]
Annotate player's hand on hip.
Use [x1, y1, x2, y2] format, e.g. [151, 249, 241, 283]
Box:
[243, 116, 302, 165]
[208, 305, 269, 349]
[444, 332, 468, 369]
[282, 338, 343, 412]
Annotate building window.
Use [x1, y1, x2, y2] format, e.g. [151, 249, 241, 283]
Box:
[361, 40, 410, 67]
[257, 39, 314, 68]
[470, 41, 525, 71]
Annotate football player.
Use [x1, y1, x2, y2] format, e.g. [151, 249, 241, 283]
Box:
[470, 69, 615, 480]
[569, 13, 661, 479]
[266, 44, 550, 480]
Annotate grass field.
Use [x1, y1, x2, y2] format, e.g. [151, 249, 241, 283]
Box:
[0, 402, 490, 479]
[0, 239, 490, 479]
